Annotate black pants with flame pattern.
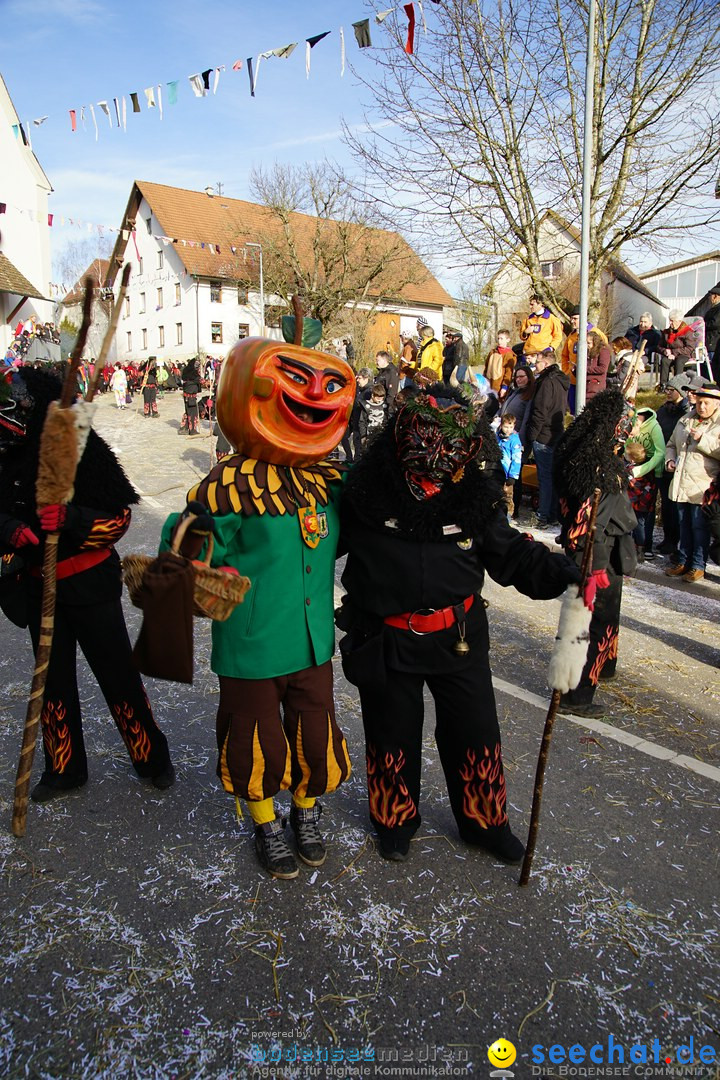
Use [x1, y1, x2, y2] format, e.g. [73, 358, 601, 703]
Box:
[28, 597, 171, 787]
[358, 658, 508, 845]
[561, 570, 623, 706]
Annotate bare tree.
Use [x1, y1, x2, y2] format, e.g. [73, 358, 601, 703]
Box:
[53, 236, 114, 293]
[248, 162, 427, 339]
[344, 0, 720, 318]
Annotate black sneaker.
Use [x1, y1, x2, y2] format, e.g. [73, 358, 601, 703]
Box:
[289, 803, 327, 867]
[377, 833, 411, 862]
[643, 550, 656, 560]
[254, 819, 299, 879]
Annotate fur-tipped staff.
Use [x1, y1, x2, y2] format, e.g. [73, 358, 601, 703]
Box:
[86, 264, 132, 403]
[518, 487, 602, 886]
[10, 278, 99, 833]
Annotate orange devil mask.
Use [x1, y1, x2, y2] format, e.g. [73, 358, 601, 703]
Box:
[216, 338, 356, 466]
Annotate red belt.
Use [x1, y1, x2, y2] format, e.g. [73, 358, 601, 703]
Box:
[384, 594, 474, 635]
[30, 548, 111, 580]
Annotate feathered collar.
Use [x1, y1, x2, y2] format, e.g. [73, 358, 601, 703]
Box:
[188, 453, 346, 517]
[342, 426, 505, 542]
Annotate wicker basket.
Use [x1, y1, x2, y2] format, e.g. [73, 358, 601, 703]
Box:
[122, 514, 250, 621]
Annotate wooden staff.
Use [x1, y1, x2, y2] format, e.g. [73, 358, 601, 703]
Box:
[86, 265, 132, 403]
[518, 487, 602, 887]
[11, 281, 95, 837]
[291, 294, 304, 345]
[620, 339, 646, 399]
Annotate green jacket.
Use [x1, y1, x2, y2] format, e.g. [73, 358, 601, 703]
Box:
[161, 465, 344, 680]
[631, 408, 666, 479]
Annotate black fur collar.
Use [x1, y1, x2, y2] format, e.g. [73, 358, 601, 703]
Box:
[343, 424, 506, 542]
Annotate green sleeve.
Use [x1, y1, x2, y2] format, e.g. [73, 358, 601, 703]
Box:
[160, 511, 243, 565]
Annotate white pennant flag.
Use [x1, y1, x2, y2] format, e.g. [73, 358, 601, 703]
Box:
[98, 101, 112, 127]
[144, 87, 156, 108]
[89, 103, 99, 141]
[157, 84, 163, 120]
[340, 27, 345, 76]
[188, 73, 206, 97]
[417, 0, 427, 32]
[376, 8, 394, 23]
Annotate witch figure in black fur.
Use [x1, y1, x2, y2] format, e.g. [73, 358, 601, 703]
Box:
[337, 383, 581, 865]
[553, 388, 638, 719]
[0, 368, 174, 801]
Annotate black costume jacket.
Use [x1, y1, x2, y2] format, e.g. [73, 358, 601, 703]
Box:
[558, 488, 637, 577]
[0, 417, 138, 619]
[337, 429, 580, 680]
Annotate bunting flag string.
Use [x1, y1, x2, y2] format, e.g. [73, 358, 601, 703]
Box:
[11, 8, 439, 142]
[306, 32, 331, 78]
[0, 199, 276, 272]
[404, 3, 415, 54]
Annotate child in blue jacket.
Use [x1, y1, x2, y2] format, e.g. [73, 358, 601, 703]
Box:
[497, 413, 523, 518]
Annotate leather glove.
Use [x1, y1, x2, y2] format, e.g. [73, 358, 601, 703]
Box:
[583, 569, 610, 611]
[183, 499, 216, 536]
[37, 504, 68, 532]
[10, 523, 40, 549]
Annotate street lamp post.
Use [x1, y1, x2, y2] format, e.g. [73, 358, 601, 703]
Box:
[244, 242, 264, 334]
[575, 0, 597, 416]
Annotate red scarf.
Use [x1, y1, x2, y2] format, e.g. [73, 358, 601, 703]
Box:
[667, 323, 691, 344]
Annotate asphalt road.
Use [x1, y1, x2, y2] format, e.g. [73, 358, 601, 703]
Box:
[1, 391, 718, 1080]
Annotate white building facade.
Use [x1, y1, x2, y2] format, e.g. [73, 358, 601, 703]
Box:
[639, 253, 720, 324]
[106, 181, 452, 366]
[0, 75, 53, 355]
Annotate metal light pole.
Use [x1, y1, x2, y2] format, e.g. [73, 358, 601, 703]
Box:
[574, 0, 597, 416]
[245, 242, 265, 334]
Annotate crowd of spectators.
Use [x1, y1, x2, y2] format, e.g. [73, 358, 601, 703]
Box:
[338, 294, 720, 585]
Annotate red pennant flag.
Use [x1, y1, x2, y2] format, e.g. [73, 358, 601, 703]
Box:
[69, 109, 77, 132]
[48, 214, 54, 226]
[404, 3, 415, 53]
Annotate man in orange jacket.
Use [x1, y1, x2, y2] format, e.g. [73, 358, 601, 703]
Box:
[520, 295, 563, 363]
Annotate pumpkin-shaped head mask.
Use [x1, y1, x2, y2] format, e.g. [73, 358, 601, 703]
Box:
[216, 338, 356, 466]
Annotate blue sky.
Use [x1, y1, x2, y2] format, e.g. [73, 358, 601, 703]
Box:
[1, 0, 418, 283]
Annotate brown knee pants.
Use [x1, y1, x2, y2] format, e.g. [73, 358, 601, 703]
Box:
[215, 661, 351, 800]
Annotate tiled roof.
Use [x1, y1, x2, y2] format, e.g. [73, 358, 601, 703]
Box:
[61, 259, 111, 305]
[0, 252, 46, 301]
[106, 181, 452, 308]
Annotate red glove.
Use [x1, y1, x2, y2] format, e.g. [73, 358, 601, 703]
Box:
[10, 524, 40, 549]
[37, 504, 67, 532]
[583, 569, 610, 611]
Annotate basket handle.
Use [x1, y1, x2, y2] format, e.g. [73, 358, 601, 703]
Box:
[170, 512, 215, 566]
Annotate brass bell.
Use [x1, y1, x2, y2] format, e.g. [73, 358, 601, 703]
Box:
[453, 638, 471, 657]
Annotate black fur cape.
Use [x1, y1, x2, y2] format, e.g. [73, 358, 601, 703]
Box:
[343, 384, 506, 543]
[553, 389, 629, 508]
[0, 369, 139, 517]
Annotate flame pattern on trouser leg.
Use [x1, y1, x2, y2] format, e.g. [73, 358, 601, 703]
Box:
[112, 701, 152, 763]
[564, 571, 623, 706]
[41, 700, 73, 774]
[459, 745, 507, 829]
[366, 746, 417, 829]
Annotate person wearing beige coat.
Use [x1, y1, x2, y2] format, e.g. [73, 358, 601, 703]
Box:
[664, 386, 720, 581]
